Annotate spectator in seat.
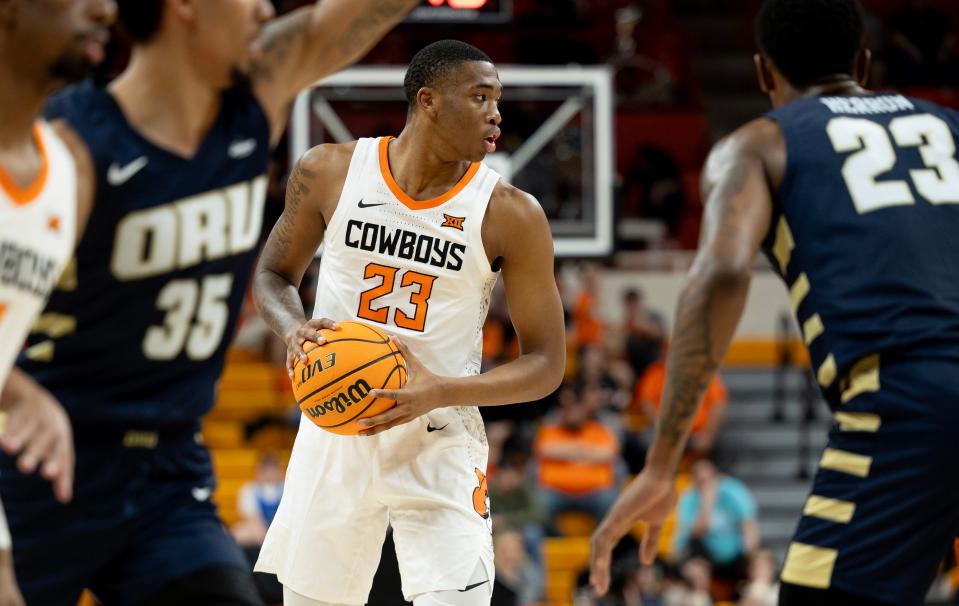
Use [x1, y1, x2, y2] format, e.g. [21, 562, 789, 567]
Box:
[621, 289, 665, 379]
[232, 453, 284, 548]
[534, 383, 621, 535]
[573, 265, 605, 348]
[488, 446, 547, 587]
[681, 557, 715, 606]
[578, 343, 634, 415]
[491, 526, 542, 606]
[673, 460, 759, 589]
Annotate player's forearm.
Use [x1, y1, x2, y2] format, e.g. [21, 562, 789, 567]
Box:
[441, 349, 564, 408]
[645, 262, 750, 474]
[251, 153, 327, 342]
[252, 268, 308, 342]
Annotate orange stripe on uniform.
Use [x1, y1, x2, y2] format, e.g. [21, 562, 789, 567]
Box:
[378, 136, 480, 211]
[0, 124, 49, 206]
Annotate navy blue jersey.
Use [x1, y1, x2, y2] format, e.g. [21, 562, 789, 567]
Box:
[762, 93, 959, 404]
[20, 81, 271, 426]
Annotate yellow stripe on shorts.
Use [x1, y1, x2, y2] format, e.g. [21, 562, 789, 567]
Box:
[820, 447, 872, 477]
[781, 542, 837, 589]
[835, 411, 881, 432]
[803, 495, 856, 523]
[840, 354, 880, 403]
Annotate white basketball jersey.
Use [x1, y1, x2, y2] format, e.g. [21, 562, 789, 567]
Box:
[0, 122, 77, 386]
[313, 136, 500, 379]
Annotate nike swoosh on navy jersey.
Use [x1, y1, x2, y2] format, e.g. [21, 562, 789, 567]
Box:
[107, 156, 148, 186]
[357, 199, 388, 209]
[228, 138, 257, 159]
[191, 487, 212, 502]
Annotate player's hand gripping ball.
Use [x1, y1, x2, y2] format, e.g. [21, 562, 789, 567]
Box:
[291, 321, 406, 435]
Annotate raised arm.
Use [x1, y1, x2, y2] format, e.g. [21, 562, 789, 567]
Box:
[359, 184, 567, 435]
[251, 0, 420, 142]
[252, 143, 354, 375]
[589, 118, 784, 595]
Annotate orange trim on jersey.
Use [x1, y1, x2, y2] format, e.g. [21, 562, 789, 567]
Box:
[378, 136, 480, 211]
[0, 125, 49, 206]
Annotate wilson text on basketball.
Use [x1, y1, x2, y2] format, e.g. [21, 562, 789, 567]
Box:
[304, 378, 373, 418]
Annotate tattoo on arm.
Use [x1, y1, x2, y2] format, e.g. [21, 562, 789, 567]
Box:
[657, 287, 718, 447]
[333, 0, 418, 58]
[251, 0, 416, 89]
[254, 159, 318, 340]
[249, 11, 310, 84]
[655, 161, 753, 449]
[272, 160, 316, 252]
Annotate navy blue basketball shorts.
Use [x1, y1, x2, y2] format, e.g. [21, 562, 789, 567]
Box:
[0, 424, 251, 606]
[781, 355, 959, 606]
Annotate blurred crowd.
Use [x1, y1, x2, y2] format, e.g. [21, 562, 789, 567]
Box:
[478, 265, 769, 606]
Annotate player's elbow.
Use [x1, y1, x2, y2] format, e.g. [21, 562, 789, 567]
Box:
[252, 263, 276, 295]
[547, 358, 566, 393]
[700, 254, 753, 290]
[537, 347, 567, 398]
[515, 347, 565, 403]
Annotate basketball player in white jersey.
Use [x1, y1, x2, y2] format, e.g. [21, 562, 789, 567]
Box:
[0, 0, 114, 602]
[252, 40, 567, 606]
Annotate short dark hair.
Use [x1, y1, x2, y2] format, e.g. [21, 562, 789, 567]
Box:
[756, 0, 865, 88]
[403, 39, 492, 106]
[117, 0, 165, 43]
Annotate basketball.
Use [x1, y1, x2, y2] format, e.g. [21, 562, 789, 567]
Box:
[291, 321, 406, 436]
